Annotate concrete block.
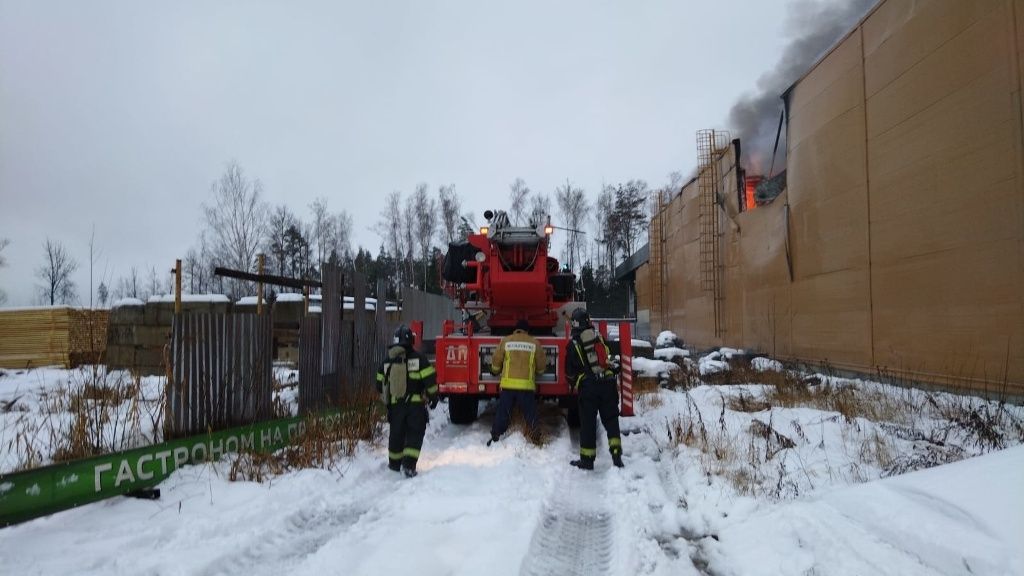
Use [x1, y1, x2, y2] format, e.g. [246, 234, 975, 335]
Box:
[136, 326, 172, 348]
[110, 305, 144, 325]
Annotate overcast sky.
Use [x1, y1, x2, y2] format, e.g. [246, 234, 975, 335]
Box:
[0, 0, 800, 306]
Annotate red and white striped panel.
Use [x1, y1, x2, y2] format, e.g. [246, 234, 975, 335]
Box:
[619, 322, 634, 417]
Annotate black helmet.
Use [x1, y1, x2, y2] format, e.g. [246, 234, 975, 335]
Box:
[570, 308, 591, 330]
[393, 325, 415, 347]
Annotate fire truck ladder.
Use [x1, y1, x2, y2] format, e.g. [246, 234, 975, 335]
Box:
[697, 129, 728, 338]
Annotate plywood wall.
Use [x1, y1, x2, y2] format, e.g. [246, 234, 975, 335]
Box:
[642, 0, 1024, 395]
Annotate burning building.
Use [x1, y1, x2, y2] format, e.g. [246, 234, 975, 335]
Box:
[637, 0, 1024, 397]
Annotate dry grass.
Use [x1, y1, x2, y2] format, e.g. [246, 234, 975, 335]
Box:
[635, 376, 664, 410]
[229, 394, 386, 482]
[651, 358, 1024, 500]
[2, 367, 163, 471]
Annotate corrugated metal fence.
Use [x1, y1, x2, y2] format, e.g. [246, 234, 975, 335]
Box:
[167, 313, 273, 437]
[400, 288, 459, 342]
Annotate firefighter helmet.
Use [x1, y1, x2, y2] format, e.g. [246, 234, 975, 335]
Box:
[393, 325, 415, 347]
[570, 308, 591, 330]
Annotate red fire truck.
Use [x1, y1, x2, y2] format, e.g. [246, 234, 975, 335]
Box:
[414, 209, 634, 425]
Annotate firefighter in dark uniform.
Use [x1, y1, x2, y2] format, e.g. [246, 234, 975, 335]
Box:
[375, 325, 438, 477]
[566, 309, 624, 470]
[488, 319, 547, 445]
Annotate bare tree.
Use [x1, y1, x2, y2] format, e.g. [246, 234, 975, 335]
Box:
[184, 234, 215, 294]
[308, 197, 335, 270]
[402, 195, 416, 288]
[332, 211, 353, 261]
[378, 191, 405, 287]
[508, 178, 531, 225]
[0, 237, 9, 305]
[655, 171, 684, 213]
[265, 205, 299, 277]
[97, 282, 109, 307]
[116, 266, 142, 300]
[530, 192, 552, 225]
[593, 186, 616, 272]
[437, 184, 461, 244]
[203, 161, 269, 298]
[147, 266, 163, 298]
[412, 183, 437, 289]
[35, 238, 79, 305]
[86, 225, 103, 308]
[555, 180, 589, 274]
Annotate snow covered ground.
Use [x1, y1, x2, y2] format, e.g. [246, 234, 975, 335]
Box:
[1, 355, 1022, 575]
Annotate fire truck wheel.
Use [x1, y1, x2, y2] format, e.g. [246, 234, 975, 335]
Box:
[448, 396, 479, 425]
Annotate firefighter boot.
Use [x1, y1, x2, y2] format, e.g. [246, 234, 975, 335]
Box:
[611, 453, 624, 468]
[388, 460, 402, 472]
[403, 456, 418, 478]
[570, 456, 595, 470]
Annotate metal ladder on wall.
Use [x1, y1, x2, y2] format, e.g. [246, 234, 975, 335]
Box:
[649, 192, 665, 331]
[697, 129, 727, 338]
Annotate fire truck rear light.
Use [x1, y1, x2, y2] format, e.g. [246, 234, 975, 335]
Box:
[480, 226, 489, 236]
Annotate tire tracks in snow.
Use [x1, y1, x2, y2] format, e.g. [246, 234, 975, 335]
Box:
[197, 471, 397, 576]
[519, 468, 615, 576]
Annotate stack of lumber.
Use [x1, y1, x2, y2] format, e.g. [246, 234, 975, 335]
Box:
[0, 307, 109, 369]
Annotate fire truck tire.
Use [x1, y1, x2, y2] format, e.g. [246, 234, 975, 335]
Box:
[449, 396, 479, 424]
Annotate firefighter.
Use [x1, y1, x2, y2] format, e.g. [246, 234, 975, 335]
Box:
[376, 324, 438, 478]
[566, 308, 624, 470]
[488, 319, 547, 445]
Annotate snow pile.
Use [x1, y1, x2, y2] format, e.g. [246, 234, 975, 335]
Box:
[275, 293, 305, 302]
[147, 294, 230, 304]
[698, 351, 730, 375]
[653, 347, 689, 361]
[630, 339, 652, 349]
[708, 445, 1024, 575]
[632, 357, 679, 379]
[751, 357, 783, 372]
[655, 330, 681, 348]
[718, 347, 745, 359]
[110, 298, 144, 308]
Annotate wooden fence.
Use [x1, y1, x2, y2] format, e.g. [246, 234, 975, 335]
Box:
[297, 269, 393, 414]
[167, 313, 273, 437]
[0, 307, 108, 369]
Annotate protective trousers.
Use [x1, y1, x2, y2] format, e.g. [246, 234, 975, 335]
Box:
[388, 403, 427, 472]
[578, 377, 622, 462]
[490, 389, 539, 440]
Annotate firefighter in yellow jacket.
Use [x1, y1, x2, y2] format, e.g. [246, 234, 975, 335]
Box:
[488, 319, 547, 445]
[376, 325, 437, 477]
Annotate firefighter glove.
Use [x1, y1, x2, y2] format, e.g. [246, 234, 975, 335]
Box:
[609, 355, 621, 374]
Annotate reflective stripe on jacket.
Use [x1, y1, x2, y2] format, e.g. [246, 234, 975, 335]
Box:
[491, 330, 546, 391]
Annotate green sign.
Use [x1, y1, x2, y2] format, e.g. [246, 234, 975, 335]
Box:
[0, 412, 340, 527]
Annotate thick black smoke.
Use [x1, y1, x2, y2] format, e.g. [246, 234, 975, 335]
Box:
[729, 0, 876, 174]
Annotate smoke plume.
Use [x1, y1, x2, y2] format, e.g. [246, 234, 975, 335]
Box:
[729, 0, 876, 174]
